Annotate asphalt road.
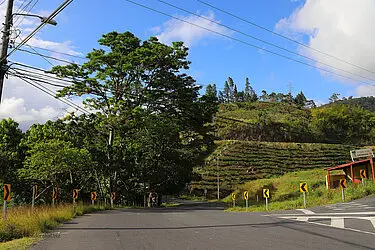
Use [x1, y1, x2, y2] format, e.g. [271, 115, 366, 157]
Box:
[32, 199, 375, 250]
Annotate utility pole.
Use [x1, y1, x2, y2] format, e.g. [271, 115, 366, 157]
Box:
[216, 153, 220, 200]
[0, 0, 14, 103]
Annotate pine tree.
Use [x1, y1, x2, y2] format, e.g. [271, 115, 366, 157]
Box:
[294, 91, 307, 107]
[223, 81, 230, 103]
[228, 77, 235, 102]
[245, 77, 257, 102]
[205, 84, 217, 99]
[233, 84, 238, 102]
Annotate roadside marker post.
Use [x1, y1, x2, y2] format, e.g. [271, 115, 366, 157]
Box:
[300, 183, 308, 208]
[110, 192, 116, 208]
[360, 169, 366, 187]
[52, 187, 58, 206]
[340, 179, 347, 201]
[263, 189, 270, 211]
[3, 184, 10, 220]
[244, 191, 249, 211]
[73, 189, 78, 204]
[231, 193, 236, 207]
[91, 192, 97, 205]
[31, 184, 37, 209]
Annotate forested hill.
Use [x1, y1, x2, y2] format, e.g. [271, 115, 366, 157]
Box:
[215, 99, 375, 145]
[325, 96, 375, 112]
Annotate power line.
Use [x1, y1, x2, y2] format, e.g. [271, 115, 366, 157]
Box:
[13, 0, 28, 16]
[15, 73, 90, 114]
[157, 0, 375, 83]
[124, 0, 375, 87]
[14, 42, 86, 60]
[10, 67, 75, 85]
[0, 0, 7, 6]
[12, 73, 90, 114]
[197, 0, 375, 76]
[13, 0, 34, 25]
[10, 61, 88, 84]
[16, 35, 55, 66]
[6, 0, 73, 59]
[10, 69, 70, 88]
[17, 47, 82, 65]
[14, 0, 40, 29]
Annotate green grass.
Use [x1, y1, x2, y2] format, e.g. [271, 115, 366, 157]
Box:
[0, 204, 110, 247]
[224, 169, 375, 212]
[178, 194, 206, 201]
[0, 237, 40, 250]
[161, 202, 182, 207]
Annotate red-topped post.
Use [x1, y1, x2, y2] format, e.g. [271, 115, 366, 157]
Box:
[327, 170, 331, 189]
[370, 158, 375, 184]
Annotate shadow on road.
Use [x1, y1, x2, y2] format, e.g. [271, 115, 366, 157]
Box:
[117, 201, 227, 213]
[60, 217, 374, 249]
[59, 220, 298, 231]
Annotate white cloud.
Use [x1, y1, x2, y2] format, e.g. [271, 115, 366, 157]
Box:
[355, 85, 375, 97]
[275, 0, 375, 86]
[153, 11, 230, 47]
[0, 97, 60, 130]
[27, 38, 83, 57]
[0, 76, 87, 130]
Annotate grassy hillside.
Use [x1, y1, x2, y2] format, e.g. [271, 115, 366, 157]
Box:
[216, 102, 312, 142]
[224, 169, 375, 212]
[215, 100, 375, 145]
[190, 140, 356, 198]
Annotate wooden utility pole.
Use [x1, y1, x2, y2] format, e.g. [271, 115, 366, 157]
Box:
[0, 0, 14, 103]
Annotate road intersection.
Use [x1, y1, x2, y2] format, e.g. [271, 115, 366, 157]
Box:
[267, 197, 375, 236]
[33, 196, 375, 250]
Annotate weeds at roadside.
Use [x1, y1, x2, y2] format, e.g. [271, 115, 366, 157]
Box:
[224, 169, 375, 212]
[0, 204, 109, 243]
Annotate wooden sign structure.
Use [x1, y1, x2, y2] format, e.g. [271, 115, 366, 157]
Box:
[91, 192, 97, 205]
[340, 179, 346, 201]
[3, 184, 10, 220]
[73, 189, 78, 204]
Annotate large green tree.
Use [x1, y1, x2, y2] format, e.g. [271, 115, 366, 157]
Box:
[19, 139, 92, 187]
[0, 119, 24, 203]
[50, 31, 217, 199]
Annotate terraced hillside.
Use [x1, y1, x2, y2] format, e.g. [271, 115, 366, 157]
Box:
[190, 140, 356, 198]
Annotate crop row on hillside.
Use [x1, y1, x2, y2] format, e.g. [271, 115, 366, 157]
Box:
[190, 140, 356, 198]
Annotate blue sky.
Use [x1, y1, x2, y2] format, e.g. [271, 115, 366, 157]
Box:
[2, 0, 375, 128]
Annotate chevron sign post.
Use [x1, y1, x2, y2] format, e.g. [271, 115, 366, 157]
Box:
[300, 183, 308, 208]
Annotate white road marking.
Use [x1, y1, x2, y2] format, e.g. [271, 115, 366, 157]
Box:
[278, 216, 375, 236]
[267, 211, 375, 216]
[279, 216, 375, 219]
[331, 218, 345, 228]
[296, 217, 309, 222]
[296, 209, 315, 214]
[370, 218, 375, 229]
